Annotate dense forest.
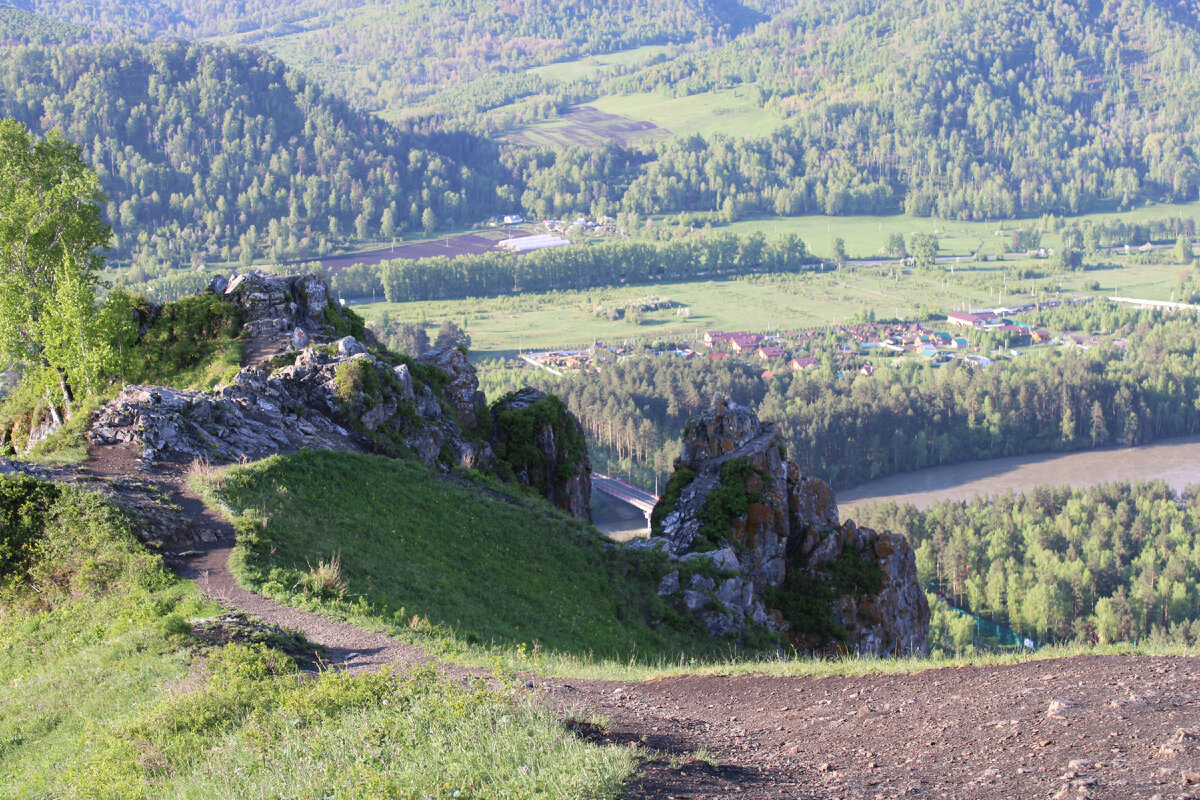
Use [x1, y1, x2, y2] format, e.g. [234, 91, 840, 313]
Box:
[854, 482, 1200, 646]
[30, 0, 762, 113]
[0, 40, 513, 270]
[505, 0, 1200, 220]
[470, 306, 1200, 490]
[19, 0, 1200, 231]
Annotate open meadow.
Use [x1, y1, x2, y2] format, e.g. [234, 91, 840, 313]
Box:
[354, 253, 1188, 360]
[718, 199, 1200, 259]
[502, 85, 786, 145]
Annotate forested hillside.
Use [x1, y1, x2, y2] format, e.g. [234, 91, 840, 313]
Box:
[0, 40, 513, 270]
[478, 306, 1200, 490]
[855, 481, 1200, 646]
[513, 0, 1200, 220]
[30, 0, 763, 113]
[22, 0, 1200, 228]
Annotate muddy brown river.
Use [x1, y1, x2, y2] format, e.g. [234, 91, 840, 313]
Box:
[837, 434, 1200, 516]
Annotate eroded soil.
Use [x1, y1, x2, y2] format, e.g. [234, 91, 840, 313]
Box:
[64, 444, 1200, 799]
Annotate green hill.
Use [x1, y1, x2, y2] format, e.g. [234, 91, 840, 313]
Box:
[0, 5, 86, 43]
[27, 0, 1200, 223]
[198, 448, 772, 673]
[0, 40, 514, 269]
[0, 471, 633, 798]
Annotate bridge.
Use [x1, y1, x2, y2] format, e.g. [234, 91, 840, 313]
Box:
[591, 472, 660, 531]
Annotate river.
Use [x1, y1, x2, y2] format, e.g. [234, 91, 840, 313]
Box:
[837, 435, 1200, 517]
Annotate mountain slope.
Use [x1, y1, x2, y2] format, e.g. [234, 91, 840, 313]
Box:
[0, 40, 513, 267]
[31, 0, 766, 115]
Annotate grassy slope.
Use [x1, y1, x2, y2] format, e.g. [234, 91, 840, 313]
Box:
[0, 478, 632, 799]
[199, 449, 761, 674]
[194, 449, 1200, 682]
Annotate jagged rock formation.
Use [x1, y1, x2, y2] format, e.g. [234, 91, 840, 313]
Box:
[416, 346, 487, 429]
[644, 396, 929, 656]
[490, 388, 592, 521]
[86, 271, 593, 519]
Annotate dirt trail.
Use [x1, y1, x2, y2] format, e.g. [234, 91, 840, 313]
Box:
[72, 442, 1200, 800]
[64, 332, 1200, 799]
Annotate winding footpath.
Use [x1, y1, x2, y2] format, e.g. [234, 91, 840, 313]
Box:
[68, 443, 1200, 800]
[59, 336, 1200, 799]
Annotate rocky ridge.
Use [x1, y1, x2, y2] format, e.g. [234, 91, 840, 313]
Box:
[638, 396, 929, 656]
[86, 272, 590, 518]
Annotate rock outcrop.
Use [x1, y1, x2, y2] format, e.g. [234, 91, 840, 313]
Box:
[490, 388, 592, 521]
[86, 271, 593, 519]
[644, 396, 929, 656]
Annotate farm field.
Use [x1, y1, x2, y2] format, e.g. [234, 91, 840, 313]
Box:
[717, 200, 1200, 260]
[503, 106, 672, 148]
[302, 227, 530, 273]
[503, 86, 785, 146]
[354, 256, 1177, 360]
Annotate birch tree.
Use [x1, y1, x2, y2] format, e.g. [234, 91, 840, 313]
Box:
[0, 120, 111, 421]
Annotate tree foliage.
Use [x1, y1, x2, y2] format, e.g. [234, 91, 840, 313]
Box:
[856, 481, 1200, 646]
[0, 119, 111, 415]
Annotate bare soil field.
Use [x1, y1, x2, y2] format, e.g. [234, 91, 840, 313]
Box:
[308, 227, 531, 273]
[505, 105, 672, 148]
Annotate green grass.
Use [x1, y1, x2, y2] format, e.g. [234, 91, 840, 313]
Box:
[527, 45, 674, 82]
[195, 449, 760, 675]
[0, 477, 634, 799]
[721, 200, 1200, 260]
[589, 86, 786, 138]
[507, 86, 786, 145]
[353, 267, 1017, 359]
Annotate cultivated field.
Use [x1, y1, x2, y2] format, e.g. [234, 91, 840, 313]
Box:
[503, 86, 786, 146]
[304, 228, 530, 273]
[504, 106, 672, 148]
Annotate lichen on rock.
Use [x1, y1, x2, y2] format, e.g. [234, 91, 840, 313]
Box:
[646, 395, 929, 656]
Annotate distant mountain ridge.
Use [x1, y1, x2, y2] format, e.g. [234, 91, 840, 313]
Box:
[18, 0, 1200, 221]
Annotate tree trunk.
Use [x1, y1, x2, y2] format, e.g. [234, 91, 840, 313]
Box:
[57, 368, 73, 421]
[45, 390, 63, 427]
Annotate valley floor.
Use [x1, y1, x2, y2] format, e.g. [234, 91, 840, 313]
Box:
[72, 443, 1200, 800]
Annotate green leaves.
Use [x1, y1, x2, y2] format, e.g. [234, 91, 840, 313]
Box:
[0, 119, 110, 409]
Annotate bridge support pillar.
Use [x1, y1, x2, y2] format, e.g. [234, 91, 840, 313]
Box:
[644, 508, 652, 533]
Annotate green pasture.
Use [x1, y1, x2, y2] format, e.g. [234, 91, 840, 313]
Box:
[719, 200, 1200, 260]
[589, 85, 785, 138]
[504, 85, 785, 146]
[356, 265, 1025, 359]
[527, 44, 674, 82]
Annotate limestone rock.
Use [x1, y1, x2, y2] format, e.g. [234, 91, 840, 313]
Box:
[417, 345, 486, 428]
[643, 395, 929, 656]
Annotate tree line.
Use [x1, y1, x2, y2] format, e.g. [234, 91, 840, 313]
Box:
[365, 232, 812, 303]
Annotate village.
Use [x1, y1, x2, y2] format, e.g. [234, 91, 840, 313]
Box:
[516, 296, 1102, 378]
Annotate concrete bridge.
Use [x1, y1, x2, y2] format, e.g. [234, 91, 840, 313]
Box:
[591, 472, 660, 531]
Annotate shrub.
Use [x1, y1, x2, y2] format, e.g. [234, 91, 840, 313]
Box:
[0, 473, 60, 580]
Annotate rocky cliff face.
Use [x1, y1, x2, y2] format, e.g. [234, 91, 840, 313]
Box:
[490, 388, 591, 521]
[87, 272, 592, 519]
[645, 396, 929, 656]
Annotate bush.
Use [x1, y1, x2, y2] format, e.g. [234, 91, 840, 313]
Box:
[0, 473, 60, 580]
